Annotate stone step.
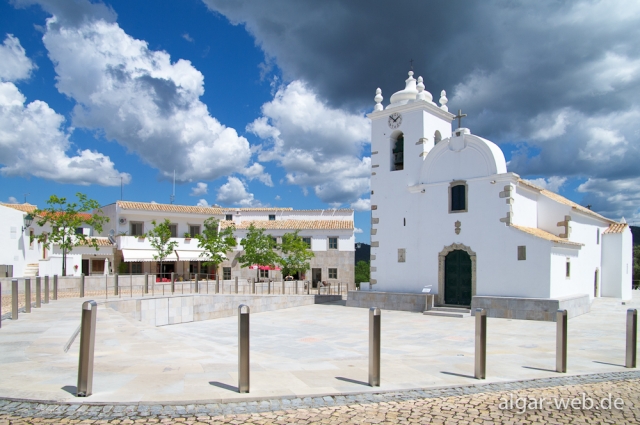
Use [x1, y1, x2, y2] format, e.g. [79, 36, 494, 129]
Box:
[430, 306, 471, 313]
[423, 310, 471, 318]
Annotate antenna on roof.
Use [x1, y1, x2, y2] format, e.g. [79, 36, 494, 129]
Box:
[24, 193, 30, 204]
[170, 170, 175, 204]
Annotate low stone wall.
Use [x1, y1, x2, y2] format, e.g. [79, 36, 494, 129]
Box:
[106, 294, 342, 326]
[346, 291, 434, 313]
[471, 294, 591, 321]
[0, 275, 154, 294]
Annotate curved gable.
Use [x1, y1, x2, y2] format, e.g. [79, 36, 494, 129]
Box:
[421, 129, 507, 184]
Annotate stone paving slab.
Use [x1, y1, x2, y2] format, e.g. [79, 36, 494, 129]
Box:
[0, 371, 638, 423]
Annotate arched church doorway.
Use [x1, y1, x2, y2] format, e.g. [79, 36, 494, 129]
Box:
[444, 250, 472, 306]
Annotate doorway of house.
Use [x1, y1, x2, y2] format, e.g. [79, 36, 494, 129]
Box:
[312, 268, 321, 288]
[444, 250, 472, 306]
[82, 259, 89, 275]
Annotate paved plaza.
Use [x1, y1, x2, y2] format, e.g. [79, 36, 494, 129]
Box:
[0, 292, 639, 423]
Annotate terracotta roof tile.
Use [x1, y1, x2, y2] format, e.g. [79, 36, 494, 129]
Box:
[221, 219, 354, 231]
[512, 225, 584, 247]
[117, 201, 223, 215]
[518, 179, 615, 223]
[78, 237, 115, 247]
[603, 223, 628, 234]
[1, 203, 37, 213]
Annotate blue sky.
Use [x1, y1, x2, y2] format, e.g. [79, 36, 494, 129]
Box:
[1, 0, 640, 243]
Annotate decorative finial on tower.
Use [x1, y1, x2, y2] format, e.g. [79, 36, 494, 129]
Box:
[374, 88, 383, 111]
[416, 76, 433, 103]
[621, 217, 627, 224]
[439, 90, 448, 111]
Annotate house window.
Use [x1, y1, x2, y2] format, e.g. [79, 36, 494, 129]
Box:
[328, 237, 338, 249]
[223, 267, 231, 280]
[75, 227, 84, 235]
[391, 133, 404, 171]
[130, 222, 144, 236]
[449, 181, 467, 212]
[566, 259, 571, 278]
[189, 225, 201, 236]
[131, 262, 143, 274]
[269, 214, 276, 221]
[169, 224, 178, 238]
[270, 236, 278, 245]
[225, 214, 233, 221]
[260, 269, 269, 278]
[302, 237, 311, 248]
[517, 246, 526, 261]
[434, 130, 442, 144]
[597, 228, 600, 244]
[328, 268, 338, 279]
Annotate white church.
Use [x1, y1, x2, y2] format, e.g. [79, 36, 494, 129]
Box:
[367, 71, 633, 320]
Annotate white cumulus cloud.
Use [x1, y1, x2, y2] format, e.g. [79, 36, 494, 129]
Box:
[247, 80, 370, 204]
[216, 176, 260, 207]
[354, 227, 363, 234]
[39, 10, 253, 182]
[190, 182, 208, 196]
[242, 162, 273, 186]
[196, 198, 210, 207]
[350, 198, 371, 212]
[525, 177, 567, 193]
[0, 35, 128, 186]
[7, 196, 18, 204]
[0, 34, 36, 82]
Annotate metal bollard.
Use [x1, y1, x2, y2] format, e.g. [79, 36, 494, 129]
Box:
[282, 280, 285, 295]
[35, 276, 41, 308]
[195, 274, 199, 294]
[235, 276, 238, 294]
[171, 272, 175, 293]
[144, 272, 149, 294]
[12, 279, 19, 320]
[114, 273, 119, 296]
[295, 280, 298, 295]
[626, 309, 637, 368]
[251, 278, 256, 294]
[80, 274, 85, 298]
[44, 276, 49, 304]
[238, 304, 250, 393]
[77, 300, 98, 397]
[268, 280, 271, 295]
[369, 307, 381, 386]
[53, 275, 58, 300]
[475, 308, 487, 379]
[556, 309, 568, 373]
[25, 278, 31, 313]
[216, 275, 220, 294]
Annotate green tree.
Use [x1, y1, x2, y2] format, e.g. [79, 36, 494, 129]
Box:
[33, 193, 109, 276]
[278, 230, 314, 278]
[354, 260, 370, 288]
[237, 224, 281, 280]
[196, 217, 237, 278]
[147, 219, 178, 279]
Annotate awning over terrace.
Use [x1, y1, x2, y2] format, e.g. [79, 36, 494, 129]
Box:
[121, 249, 178, 262]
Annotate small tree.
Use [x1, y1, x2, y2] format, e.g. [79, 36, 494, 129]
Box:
[196, 217, 237, 279]
[278, 230, 314, 279]
[147, 219, 178, 279]
[33, 193, 109, 276]
[354, 260, 370, 289]
[633, 245, 640, 284]
[238, 224, 281, 280]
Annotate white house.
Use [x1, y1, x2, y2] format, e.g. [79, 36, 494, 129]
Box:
[98, 201, 356, 289]
[367, 71, 633, 320]
[0, 202, 115, 277]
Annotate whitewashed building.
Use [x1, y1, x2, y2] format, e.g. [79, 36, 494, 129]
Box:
[0, 202, 115, 277]
[98, 201, 355, 288]
[366, 71, 633, 319]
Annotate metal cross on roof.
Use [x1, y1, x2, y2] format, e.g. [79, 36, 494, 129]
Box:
[409, 59, 414, 71]
[454, 109, 467, 129]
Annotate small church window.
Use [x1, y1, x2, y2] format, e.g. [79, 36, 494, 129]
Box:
[449, 181, 467, 213]
[391, 133, 404, 171]
[566, 259, 571, 278]
[434, 130, 442, 144]
[517, 246, 526, 261]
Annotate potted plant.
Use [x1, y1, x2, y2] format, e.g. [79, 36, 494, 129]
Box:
[137, 232, 146, 241]
[183, 232, 191, 241]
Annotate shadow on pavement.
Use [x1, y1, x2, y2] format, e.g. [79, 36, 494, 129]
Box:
[61, 385, 77, 396]
[440, 371, 476, 380]
[209, 381, 238, 392]
[335, 376, 369, 386]
[522, 366, 556, 373]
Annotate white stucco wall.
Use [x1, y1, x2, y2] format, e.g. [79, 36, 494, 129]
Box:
[601, 228, 633, 299]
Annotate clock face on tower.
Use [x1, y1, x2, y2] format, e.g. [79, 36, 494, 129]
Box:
[388, 112, 402, 129]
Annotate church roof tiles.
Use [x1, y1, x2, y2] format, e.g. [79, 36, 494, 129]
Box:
[511, 225, 584, 247]
[603, 223, 628, 234]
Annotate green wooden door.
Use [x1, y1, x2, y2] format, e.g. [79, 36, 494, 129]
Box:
[444, 250, 472, 306]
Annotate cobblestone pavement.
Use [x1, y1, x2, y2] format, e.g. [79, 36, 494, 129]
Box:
[1, 371, 639, 424]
